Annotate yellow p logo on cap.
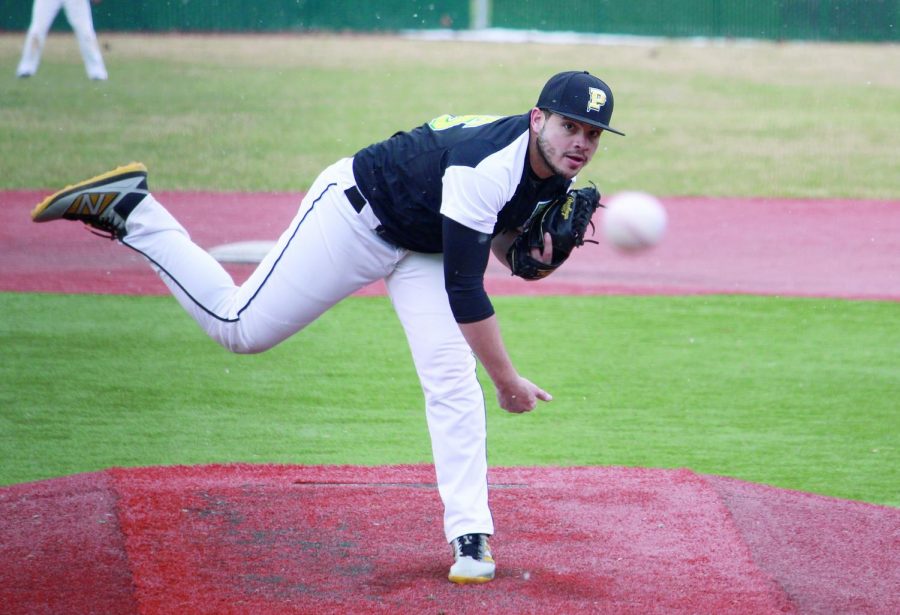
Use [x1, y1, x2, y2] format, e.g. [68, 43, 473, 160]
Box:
[587, 87, 607, 112]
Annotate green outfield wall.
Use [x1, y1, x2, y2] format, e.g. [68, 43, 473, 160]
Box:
[494, 0, 898, 41]
[2, 0, 896, 42]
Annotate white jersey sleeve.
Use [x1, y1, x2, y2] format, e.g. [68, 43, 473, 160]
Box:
[439, 131, 530, 234]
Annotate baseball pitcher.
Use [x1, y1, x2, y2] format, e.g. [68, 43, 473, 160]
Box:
[32, 70, 623, 583]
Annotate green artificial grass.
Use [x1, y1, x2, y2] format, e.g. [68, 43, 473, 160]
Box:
[1, 292, 897, 507]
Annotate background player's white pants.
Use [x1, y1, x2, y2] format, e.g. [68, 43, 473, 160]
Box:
[122, 158, 493, 543]
[17, 0, 107, 80]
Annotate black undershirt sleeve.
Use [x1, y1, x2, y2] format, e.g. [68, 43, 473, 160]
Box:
[442, 216, 495, 324]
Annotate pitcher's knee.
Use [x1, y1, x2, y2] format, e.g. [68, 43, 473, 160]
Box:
[422, 369, 484, 409]
[211, 328, 277, 355]
[224, 341, 264, 355]
[220, 335, 276, 355]
[202, 312, 307, 355]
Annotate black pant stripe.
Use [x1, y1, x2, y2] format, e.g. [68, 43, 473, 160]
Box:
[122, 182, 338, 324]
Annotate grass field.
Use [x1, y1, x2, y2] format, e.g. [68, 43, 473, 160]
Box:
[1, 34, 898, 507]
[2, 292, 898, 506]
[1, 33, 898, 197]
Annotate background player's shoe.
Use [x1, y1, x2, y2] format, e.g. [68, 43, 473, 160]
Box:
[448, 533, 495, 584]
[31, 162, 149, 240]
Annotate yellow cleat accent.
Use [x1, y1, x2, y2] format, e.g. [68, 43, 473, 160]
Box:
[31, 162, 147, 222]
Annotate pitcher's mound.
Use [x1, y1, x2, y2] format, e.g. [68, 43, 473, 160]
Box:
[1, 464, 898, 614]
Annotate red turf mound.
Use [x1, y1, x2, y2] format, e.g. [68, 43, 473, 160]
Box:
[2, 464, 898, 614]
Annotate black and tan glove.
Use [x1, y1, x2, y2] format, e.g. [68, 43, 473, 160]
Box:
[506, 184, 602, 280]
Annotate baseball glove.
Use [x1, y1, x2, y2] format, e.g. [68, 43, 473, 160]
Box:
[506, 184, 602, 280]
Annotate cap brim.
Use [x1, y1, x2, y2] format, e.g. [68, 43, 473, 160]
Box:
[556, 111, 625, 136]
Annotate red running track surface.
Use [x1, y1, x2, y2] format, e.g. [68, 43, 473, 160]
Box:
[2, 191, 899, 300]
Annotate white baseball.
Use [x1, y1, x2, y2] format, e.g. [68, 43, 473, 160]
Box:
[602, 191, 667, 251]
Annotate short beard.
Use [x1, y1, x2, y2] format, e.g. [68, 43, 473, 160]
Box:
[536, 127, 567, 178]
[537, 128, 574, 179]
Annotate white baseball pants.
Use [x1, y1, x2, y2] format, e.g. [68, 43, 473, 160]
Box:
[17, 0, 107, 80]
[122, 158, 494, 543]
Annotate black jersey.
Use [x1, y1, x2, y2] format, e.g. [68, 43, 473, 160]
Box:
[352, 113, 571, 253]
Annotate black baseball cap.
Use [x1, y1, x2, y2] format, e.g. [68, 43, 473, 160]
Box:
[536, 71, 625, 136]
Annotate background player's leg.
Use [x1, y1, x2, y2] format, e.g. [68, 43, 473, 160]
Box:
[61, 0, 107, 80]
[384, 253, 494, 543]
[16, 0, 63, 77]
[123, 164, 398, 353]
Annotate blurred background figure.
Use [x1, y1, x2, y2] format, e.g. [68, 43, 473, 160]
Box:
[16, 0, 107, 80]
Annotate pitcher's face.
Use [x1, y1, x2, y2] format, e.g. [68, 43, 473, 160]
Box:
[530, 109, 602, 179]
